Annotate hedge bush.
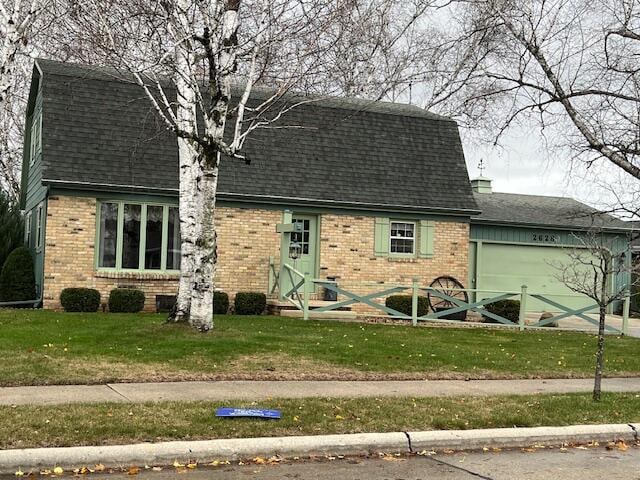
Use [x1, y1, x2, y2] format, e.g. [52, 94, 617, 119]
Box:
[234, 292, 266, 315]
[0, 247, 36, 303]
[483, 299, 520, 323]
[108, 288, 145, 313]
[385, 295, 429, 317]
[214, 291, 229, 315]
[60, 288, 101, 312]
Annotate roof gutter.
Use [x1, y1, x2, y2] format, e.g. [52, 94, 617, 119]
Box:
[44, 179, 482, 216]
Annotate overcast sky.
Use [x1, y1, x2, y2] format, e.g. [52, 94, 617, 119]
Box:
[459, 124, 635, 216]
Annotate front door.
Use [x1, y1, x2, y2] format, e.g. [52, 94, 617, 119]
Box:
[281, 215, 318, 297]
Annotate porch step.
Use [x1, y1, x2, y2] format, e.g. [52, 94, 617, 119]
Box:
[279, 309, 358, 320]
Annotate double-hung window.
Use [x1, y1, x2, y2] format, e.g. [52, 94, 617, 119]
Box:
[24, 211, 32, 246]
[35, 203, 44, 250]
[389, 221, 415, 255]
[97, 201, 180, 271]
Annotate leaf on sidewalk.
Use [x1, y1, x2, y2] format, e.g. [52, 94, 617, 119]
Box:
[127, 466, 140, 475]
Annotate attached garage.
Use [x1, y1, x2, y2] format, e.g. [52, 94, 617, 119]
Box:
[469, 242, 598, 311]
[469, 178, 631, 313]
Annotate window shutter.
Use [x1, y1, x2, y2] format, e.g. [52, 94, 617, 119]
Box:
[419, 220, 435, 258]
[374, 217, 390, 256]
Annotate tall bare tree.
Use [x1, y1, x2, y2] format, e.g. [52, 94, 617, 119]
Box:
[56, 0, 446, 330]
[420, 0, 640, 182]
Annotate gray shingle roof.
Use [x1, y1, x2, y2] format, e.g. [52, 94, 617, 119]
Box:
[35, 59, 478, 214]
[472, 192, 630, 231]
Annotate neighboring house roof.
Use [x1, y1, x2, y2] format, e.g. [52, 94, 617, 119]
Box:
[472, 192, 630, 231]
[27, 59, 479, 215]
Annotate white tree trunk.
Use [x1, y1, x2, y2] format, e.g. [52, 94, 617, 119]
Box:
[169, 20, 200, 323]
[185, 0, 240, 330]
[187, 158, 218, 331]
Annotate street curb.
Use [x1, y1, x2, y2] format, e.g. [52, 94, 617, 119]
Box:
[0, 424, 636, 473]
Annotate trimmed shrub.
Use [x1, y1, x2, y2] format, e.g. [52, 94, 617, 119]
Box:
[483, 299, 520, 324]
[60, 288, 101, 312]
[0, 247, 36, 302]
[385, 295, 429, 317]
[0, 192, 23, 271]
[234, 292, 266, 315]
[214, 291, 229, 315]
[108, 288, 145, 313]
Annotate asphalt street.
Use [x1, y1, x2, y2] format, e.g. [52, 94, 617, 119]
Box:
[34, 445, 638, 480]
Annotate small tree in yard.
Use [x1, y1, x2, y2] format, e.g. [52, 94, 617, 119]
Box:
[553, 231, 635, 401]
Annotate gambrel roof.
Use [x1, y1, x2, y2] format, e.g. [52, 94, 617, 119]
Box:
[25, 59, 479, 215]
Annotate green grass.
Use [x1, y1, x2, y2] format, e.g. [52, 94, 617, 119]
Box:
[1, 309, 639, 385]
[2, 393, 639, 449]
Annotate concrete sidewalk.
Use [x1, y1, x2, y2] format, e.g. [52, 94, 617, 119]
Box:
[2, 377, 640, 406]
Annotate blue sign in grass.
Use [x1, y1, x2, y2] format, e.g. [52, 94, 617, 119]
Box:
[215, 407, 281, 419]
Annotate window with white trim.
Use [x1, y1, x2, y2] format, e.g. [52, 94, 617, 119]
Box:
[35, 203, 44, 250]
[29, 113, 42, 165]
[389, 221, 415, 254]
[97, 201, 180, 271]
[24, 211, 32, 246]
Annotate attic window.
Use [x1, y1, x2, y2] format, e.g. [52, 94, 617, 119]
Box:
[29, 112, 42, 165]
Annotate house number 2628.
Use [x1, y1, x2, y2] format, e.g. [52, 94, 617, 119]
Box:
[532, 233, 558, 243]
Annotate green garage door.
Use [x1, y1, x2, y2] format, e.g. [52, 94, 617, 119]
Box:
[475, 243, 597, 312]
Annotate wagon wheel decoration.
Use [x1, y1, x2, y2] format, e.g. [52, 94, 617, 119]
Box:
[427, 276, 469, 312]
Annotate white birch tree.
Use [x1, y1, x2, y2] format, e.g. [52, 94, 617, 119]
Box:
[0, 0, 54, 197]
[55, 0, 448, 331]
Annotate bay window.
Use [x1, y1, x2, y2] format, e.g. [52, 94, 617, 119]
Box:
[97, 201, 180, 271]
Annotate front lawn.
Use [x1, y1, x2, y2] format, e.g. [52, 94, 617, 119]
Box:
[3, 392, 639, 449]
[1, 310, 639, 385]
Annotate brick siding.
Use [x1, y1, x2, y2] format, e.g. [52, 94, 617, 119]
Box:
[43, 195, 469, 312]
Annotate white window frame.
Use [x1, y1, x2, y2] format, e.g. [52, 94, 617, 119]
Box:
[29, 113, 42, 166]
[35, 203, 44, 250]
[389, 221, 416, 255]
[24, 211, 32, 246]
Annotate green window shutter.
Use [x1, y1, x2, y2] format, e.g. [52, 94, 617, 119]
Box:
[419, 220, 435, 258]
[374, 217, 390, 256]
